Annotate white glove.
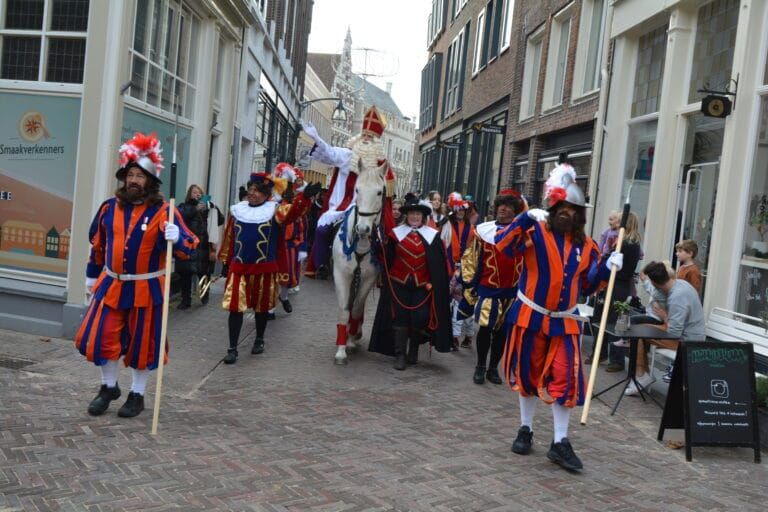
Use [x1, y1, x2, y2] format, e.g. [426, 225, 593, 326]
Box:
[85, 277, 97, 294]
[298, 251, 308, 263]
[164, 222, 180, 243]
[527, 208, 549, 222]
[302, 121, 320, 142]
[607, 251, 624, 271]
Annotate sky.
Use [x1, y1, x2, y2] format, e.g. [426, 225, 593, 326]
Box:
[307, 0, 432, 121]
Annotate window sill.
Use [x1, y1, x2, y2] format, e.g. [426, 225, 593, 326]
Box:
[540, 105, 563, 117]
[124, 96, 195, 128]
[571, 89, 600, 105]
[518, 115, 535, 125]
[0, 80, 82, 96]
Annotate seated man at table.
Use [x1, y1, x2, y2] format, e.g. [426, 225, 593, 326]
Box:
[627, 261, 706, 396]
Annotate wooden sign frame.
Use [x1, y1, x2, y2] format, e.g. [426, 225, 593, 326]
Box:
[658, 341, 761, 463]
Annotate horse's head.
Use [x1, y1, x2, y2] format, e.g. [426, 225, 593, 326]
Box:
[353, 160, 386, 238]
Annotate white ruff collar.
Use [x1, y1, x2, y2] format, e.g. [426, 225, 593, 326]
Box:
[393, 224, 438, 244]
[475, 220, 506, 244]
[230, 201, 278, 224]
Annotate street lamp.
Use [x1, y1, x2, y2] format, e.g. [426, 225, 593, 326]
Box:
[331, 99, 347, 123]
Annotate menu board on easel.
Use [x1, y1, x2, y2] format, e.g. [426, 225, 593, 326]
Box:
[658, 341, 761, 463]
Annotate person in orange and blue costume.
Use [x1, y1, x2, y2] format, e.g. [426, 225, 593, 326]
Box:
[75, 132, 198, 419]
[458, 189, 526, 385]
[272, 163, 308, 313]
[218, 172, 320, 364]
[494, 156, 624, 471]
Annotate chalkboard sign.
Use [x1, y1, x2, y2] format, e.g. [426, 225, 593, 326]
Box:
[658, 341, 761, 462]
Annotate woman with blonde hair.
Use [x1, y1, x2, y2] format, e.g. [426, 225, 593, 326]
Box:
[588, 211, 643, 372]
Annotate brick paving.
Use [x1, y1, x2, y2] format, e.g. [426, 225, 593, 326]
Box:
[0, 278, 765, 511]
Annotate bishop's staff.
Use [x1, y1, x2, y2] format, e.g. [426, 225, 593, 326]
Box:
[581, 190, 632, 425]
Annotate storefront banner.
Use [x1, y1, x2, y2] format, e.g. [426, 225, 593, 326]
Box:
[0, 92, 81, 276]
[122, 107, 191, 200]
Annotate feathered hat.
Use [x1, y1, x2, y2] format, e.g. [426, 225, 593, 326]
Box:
[543, 157, 589, 209]
[400, 197, 432, 217]
[293, 167, 305, 182]
[273, 162, 297, 183]
[447, 191, 468, 211]
[116, 132, 164, 182]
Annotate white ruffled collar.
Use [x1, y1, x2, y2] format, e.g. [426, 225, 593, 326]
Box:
[230, 201, 278, 224]
[393, 224, 438, 244]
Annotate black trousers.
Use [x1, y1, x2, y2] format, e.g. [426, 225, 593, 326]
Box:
[476, 326, 505, 370]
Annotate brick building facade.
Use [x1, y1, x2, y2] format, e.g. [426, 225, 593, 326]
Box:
[418, 0, 610, 215]
[419, 0, 516, 215]
[502, 0, 605, 209]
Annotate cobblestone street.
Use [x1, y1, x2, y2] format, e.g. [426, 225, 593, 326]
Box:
[1, 279, 765, 511]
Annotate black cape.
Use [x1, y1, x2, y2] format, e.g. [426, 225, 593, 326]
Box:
[369, 230, 453, 356]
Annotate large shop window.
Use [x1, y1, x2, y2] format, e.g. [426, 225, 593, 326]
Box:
[688, 0, 739, 104]
[0, 0, 89, 83]
[464, 118, 505, 215]
[0, 92, 81, 279]
[632, 24, 668, 118]
[737, 96, 768, 319]
[129, 0, 199, 119]
[623, 120, 658, 237]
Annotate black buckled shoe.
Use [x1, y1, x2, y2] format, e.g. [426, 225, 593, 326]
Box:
[223, 349, 238, 364]
[486, 368, 503, 385]
[117, 392, 145, 418]
[473, 366, 486, 384]
[511, 426, 533, 455]
[88, 384, 121, 416]
[251, 338, 264, 354]
[281, 299, 293, 313]
[547, 438, 583, 471]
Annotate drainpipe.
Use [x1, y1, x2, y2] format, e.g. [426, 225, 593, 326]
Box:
[587, 1, 615, 236]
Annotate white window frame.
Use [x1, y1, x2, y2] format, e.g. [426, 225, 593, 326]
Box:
[542, 3, 573, 111]
[128, 0, 199, 121]
[499, 0, 515, 53]
[472, 8, 486, 75]
[519, 26, 544, 121]
[453, 0, 469, 19]
[0, 0, 88, 86]
[572, 0, 606, 101]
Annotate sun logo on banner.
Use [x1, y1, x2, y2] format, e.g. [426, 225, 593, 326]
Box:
[18, 111, 50, 143]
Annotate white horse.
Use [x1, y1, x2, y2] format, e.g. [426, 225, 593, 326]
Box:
[331, 162, 387, 364]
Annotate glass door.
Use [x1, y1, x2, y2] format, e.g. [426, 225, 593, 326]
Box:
[674, 114, 725, 297]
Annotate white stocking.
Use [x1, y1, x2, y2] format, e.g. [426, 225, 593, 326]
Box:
[552, 402, 571, 443]
[100, 359, 119, 387]
[130, 369, 150, 396]
[519, 394, 538, 429]
[279, 286, 289, 301]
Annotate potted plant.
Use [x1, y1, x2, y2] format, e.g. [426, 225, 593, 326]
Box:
[750, 194, 768, 256]
[613, 300, 632, 331]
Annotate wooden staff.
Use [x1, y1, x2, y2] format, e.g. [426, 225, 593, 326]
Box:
[151, 131, 178, 436]
[581, 200, 631, 425]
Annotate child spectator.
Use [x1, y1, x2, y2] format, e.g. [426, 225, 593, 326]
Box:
[675, 239, 702, 295]
[449, 269, 476, 350]
[598, 210, 620, 255]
